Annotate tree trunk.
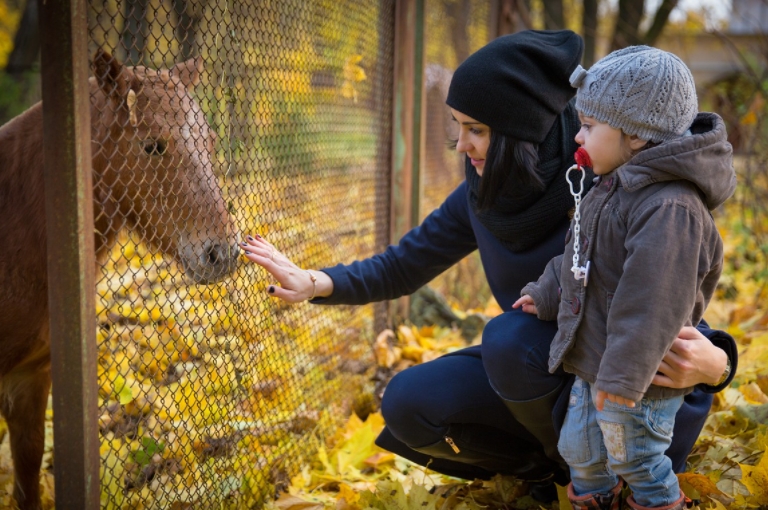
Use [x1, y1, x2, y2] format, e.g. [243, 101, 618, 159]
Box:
[611, 0, 644, 51]
[121, 0, 148, 65]
[173, 0, 200, 60]
[542, 0, 564, 30]
[643, 0, 678, 46]
[582, 0, 598, 67]
[445, 0, 472, 63]
[4, 0, 39, 76]
[495, 0, 533, 35]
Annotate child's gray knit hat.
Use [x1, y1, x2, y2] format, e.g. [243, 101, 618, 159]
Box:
[569, 45, 698, 142]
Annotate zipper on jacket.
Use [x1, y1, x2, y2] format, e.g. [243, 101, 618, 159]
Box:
[444, 436, 460, 454]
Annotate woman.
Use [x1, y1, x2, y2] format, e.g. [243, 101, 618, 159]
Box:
[242, 30, 736, 502]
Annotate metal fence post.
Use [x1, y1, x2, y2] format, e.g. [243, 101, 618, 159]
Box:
[391, 0, 426, 321]
[39, 0, 100, 507]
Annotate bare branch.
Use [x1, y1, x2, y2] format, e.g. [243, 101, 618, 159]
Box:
[611, 0, 645, 51]
[643, 0, 679, 46]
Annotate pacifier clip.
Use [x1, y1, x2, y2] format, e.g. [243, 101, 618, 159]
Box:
[567, 148, 591, 287]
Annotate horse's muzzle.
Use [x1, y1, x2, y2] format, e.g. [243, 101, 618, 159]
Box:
[179, 239, 240, 284]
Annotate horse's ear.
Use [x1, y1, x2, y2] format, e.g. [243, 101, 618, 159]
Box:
[93, 50, 142, 125]
[171, 57, 203, 89]
[93, 49, 130, 97]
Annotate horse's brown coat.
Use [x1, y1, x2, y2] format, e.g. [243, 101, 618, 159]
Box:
[0, 51, 239, 509]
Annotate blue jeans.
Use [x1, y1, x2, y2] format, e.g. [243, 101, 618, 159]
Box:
[558, 377, 684, 507]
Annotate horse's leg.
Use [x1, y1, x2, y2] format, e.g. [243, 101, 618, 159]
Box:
[1, 366, 50, 510]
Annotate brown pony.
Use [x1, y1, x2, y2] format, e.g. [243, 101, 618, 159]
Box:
[0, 51, 240, 509]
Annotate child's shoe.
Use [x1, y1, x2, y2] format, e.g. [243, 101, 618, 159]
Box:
[626, 491, 691, 510]
[566, 481, 622, 510]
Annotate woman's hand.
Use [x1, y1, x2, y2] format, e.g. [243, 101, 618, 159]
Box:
[240, 234, 333, 303]
[596, 390, 636, 411]
[653, 326, 729, 388]
[512, 295, 538, 315]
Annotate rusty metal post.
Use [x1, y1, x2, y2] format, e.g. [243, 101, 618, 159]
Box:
[39, 0, 100, 507]
[390, 0, 426, 321]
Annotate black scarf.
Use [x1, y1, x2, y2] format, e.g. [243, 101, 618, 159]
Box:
[465, 101, 593, 253]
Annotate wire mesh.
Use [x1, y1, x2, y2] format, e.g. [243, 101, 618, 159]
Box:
[86, 0, 393, 507]
[421, 0, 493, 310]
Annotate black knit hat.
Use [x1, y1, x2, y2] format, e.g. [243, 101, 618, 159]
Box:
[446, 30, 584, 143]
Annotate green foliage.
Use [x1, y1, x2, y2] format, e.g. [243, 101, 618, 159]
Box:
[130, 437, 165, 467]
[0, 71, 39, 125]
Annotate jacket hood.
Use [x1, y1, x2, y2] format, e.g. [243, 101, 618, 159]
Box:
[617, 112, 736, 210]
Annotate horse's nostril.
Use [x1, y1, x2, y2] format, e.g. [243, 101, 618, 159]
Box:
[205, 243, 221, 265]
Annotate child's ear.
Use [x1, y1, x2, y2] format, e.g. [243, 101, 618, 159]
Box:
[627, 135, 648, 151]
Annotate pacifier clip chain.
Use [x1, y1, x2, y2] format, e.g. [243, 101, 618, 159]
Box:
[567, 148, 591, 287]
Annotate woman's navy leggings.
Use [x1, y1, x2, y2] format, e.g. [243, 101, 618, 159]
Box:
[377, 310, 713, 479]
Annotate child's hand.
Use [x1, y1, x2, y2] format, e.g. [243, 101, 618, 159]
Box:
[596, 390, 636, 411]
[512, 295, 538, 315]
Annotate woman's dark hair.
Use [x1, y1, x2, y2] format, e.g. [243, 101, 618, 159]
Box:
[477, 131, 543, 210]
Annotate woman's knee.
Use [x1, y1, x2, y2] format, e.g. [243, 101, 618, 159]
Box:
[481, 312, 560, 400]
[380, 368, 418, 425]
[481, 313, 534, 368]
[379, 364, 444, 446]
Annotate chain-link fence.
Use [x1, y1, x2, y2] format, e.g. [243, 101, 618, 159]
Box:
[85, 1, 393, 507]
[421, 0, 493, 310]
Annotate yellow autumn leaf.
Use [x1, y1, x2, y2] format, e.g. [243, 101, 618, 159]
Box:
[401, 344, 426, 362]
[343, 54, 366, 83]
[340, 80, 357, 102]
[677, 472, 734, 505]
[337, 483, 361, 508]
[740, 453, 768, 505]
[740, 382, 768, 404]
[374, 329, 400, 368]
[397, 324, 419, 347]
[740, 110, 757, 126]
[417, 325, 436, 338]
[754, 428, 768, 451]
[363, 452, 395, 469]
[271, 494, 325, 510]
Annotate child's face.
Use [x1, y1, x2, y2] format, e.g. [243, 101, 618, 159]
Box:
[575, 114, 645, 175]
[450, 108, 490, 176]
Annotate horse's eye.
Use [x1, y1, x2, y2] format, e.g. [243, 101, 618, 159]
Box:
[140, 139, 167, 156]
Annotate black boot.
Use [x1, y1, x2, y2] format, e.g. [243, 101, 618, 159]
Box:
[414, 427, 567, 505]
[400, 423, 557, 481]
[501, 385, 567, 471]
[377, 423, 566, 504]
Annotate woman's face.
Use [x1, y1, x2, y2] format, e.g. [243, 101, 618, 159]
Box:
[450, 108, 490, 176]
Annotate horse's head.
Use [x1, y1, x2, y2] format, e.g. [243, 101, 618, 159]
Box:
[90, 50, 240, 284]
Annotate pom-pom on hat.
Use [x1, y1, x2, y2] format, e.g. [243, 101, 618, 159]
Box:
[446, 29, 584, 144]
[570, 46, 698, 143]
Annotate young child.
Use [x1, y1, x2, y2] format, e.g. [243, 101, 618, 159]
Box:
[513, 46, 736, 510]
